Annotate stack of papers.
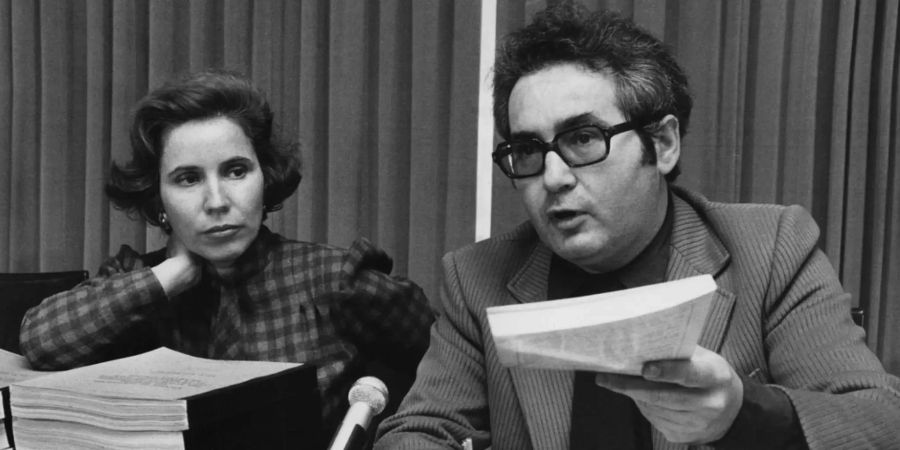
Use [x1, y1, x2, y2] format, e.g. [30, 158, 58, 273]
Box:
[0, 349, 43, 450]
[487, 274, 716, 374]
[6, 347, 310, 450]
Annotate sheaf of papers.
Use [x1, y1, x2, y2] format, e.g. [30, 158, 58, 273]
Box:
[486, 274, 716, 374]
[0, 348, 45, 422]
[10, 347, 301, 431]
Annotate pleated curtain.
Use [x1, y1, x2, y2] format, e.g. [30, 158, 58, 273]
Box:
[2, 0, 899, 375]
[493, 0, 900, 374]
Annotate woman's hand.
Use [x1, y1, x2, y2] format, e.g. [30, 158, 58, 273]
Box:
[151, 233, 202, 298]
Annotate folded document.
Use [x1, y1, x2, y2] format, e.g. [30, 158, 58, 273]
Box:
[487, 274, 716, 374]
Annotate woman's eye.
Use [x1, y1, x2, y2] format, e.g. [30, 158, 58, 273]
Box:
[227, 165, 248, 178]
[175, 173, 201, 186]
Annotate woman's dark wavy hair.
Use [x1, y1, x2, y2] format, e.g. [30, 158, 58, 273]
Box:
[493, 1, 692, 181]
[106, 69, 302, 228]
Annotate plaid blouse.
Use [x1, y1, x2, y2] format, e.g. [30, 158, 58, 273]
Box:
[19, 227, 434, 431]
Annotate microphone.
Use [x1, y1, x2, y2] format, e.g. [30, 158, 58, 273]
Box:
[327, 376, 390, 450]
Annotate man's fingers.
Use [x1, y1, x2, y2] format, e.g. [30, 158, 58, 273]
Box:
[595, 373, 695, 409]
[643, 347, 730, 388]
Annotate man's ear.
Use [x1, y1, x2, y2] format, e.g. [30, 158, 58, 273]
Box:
[653, 114, 680, 176]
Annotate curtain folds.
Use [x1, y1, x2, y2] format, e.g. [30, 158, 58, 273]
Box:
[2, 0, 898, 374]
[0, 0, 481, 305]
[493, 0, 900, 373]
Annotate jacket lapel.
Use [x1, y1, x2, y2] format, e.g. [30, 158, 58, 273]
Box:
[504, 241, 573, 449]
[505, 240, 553, 305]
[667, 192, 735, 353]
[508, 368, 574, 449]
[651, 192, 737, 450]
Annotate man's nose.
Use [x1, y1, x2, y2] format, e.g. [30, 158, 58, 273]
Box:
[204, 178, 230, 213]
[542, 151, 576, 192]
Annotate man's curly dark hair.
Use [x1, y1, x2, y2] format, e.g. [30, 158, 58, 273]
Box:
[106, 69, 302, 228]
[493, 1, 692, 181]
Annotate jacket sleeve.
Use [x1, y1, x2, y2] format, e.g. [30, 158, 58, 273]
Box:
[762, 206, 900, 448]
[374, 251, 492, 450]
[19, 245, 168, 370]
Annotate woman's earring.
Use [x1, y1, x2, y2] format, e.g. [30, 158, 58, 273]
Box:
[158, 211, 172, 232]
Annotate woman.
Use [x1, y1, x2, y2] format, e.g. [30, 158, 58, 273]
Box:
[19, 70, 434, 432]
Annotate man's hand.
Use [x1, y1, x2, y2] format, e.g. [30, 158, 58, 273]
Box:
[594, 346, 743, 445]
[151, 234, 202, 298]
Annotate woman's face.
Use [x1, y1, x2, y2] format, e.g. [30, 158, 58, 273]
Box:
[158, 116, 265, 272]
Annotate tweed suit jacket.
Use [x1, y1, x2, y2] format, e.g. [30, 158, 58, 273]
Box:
[376, 187, 900, 450]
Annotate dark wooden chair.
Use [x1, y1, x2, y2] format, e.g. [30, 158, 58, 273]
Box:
[0, 270, 88, 353]
[851, 306, 865, 329]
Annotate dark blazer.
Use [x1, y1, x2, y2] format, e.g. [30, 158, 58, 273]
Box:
[376, 187, 900, 450]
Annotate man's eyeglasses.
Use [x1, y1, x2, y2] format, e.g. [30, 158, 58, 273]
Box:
[492, 118, 655, 179]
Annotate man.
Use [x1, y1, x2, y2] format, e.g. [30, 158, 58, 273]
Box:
[376, 2, 900, 449]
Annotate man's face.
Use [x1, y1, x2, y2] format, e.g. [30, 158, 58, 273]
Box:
[508, 63, 675, 273]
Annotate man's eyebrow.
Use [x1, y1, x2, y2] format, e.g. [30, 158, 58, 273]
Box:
[556, 113, 603, 131]
[509, 113, 602, 141]
[509, 130, 542, 141]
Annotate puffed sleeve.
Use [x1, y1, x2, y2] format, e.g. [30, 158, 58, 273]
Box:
[19, 245, 168, 369]
[329, 238, 434, 372]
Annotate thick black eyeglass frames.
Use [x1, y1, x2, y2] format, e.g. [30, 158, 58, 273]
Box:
[492, 117, 656, 179]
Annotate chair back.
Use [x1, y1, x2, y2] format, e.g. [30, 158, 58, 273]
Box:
[0, 270, 88, 353]
[851, 306, 865, 329]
